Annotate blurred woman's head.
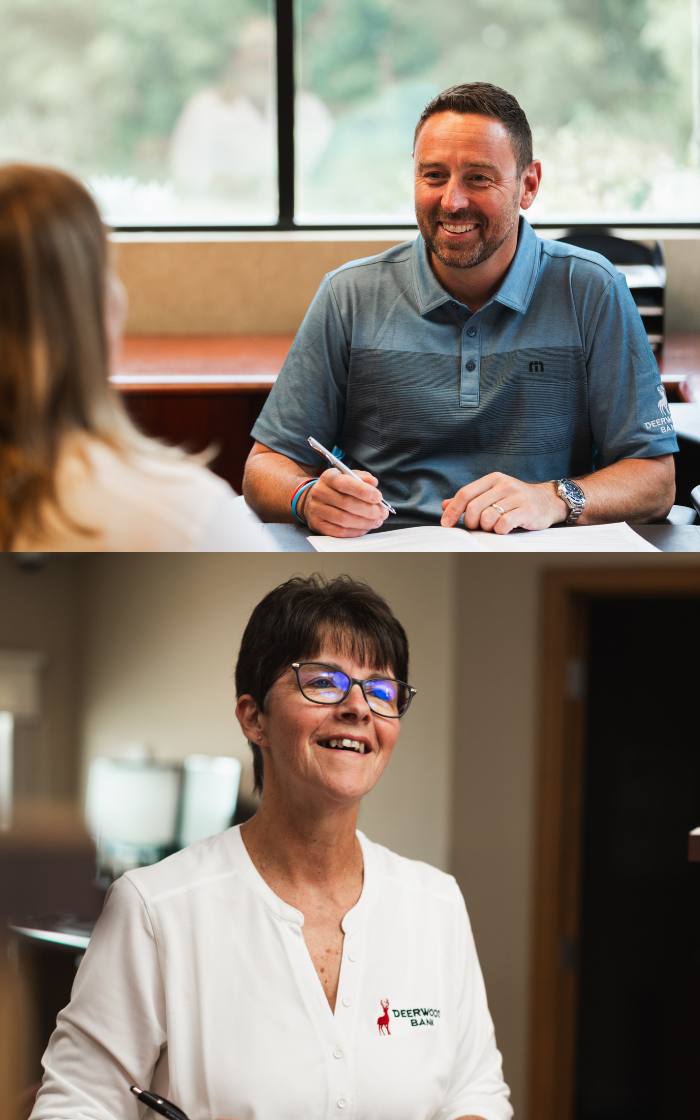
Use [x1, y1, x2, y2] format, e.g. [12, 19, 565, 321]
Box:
[0, 163, 131, 548]
[235, 574, 411, 796]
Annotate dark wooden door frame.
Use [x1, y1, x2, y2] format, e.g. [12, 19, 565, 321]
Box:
[528, 567, 700, 1120]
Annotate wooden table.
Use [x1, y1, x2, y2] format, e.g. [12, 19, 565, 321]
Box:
[112, 332, 700, 496]
[112, 335, 293, 493]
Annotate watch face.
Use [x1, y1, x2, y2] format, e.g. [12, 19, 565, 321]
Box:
[558, 479, 585, 507]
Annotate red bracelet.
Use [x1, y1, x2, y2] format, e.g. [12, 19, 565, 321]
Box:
[291, 477, 316, 502]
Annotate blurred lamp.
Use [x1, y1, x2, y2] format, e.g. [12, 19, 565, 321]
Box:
[0, 650, 44, 830]
[179, 755, 241, 847]
[85, 758, 181, 847]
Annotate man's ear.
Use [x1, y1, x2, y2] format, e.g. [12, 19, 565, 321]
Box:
[519, 159, 542, 211]
[236, 694, 264, 743]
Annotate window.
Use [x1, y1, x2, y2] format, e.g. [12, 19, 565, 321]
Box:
[1, 0, 698, 229]
[0, 0, 277, 226]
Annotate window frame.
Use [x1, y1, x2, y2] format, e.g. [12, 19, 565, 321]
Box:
[110, 0, 700, 235]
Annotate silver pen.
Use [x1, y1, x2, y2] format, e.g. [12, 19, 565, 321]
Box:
[306, 437, 396, 515]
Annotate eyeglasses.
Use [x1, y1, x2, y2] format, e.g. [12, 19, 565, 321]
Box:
[287, 662, 416, 718]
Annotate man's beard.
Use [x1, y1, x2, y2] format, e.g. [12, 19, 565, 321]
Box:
[416, 197, 520, 270]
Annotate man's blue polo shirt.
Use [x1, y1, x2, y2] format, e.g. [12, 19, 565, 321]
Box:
[252, 217, 677, 527]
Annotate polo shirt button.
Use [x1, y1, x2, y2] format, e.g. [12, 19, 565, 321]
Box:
[451, 301, 458, 308]
[333, 1047, 344, 1059]
[337, 1099, 348, 1109]
[466, 360, 476, 371]
[342, 997, 352, 1007]
[348, 951, 358, 961]
[467, 327, 476, 336]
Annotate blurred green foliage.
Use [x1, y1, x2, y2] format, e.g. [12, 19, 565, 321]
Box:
[0, 0, 696, 216]
[0, 0, 268, 175]
[298, 0, 696, 215]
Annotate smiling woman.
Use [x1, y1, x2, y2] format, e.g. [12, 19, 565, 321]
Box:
[29, 574, 511, 1120]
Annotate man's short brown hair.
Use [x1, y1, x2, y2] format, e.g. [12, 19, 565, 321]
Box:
[414, 82, 533, 175]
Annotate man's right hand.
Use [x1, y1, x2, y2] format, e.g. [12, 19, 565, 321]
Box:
[300, 467, 389, 537]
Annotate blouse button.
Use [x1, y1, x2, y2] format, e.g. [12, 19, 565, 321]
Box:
[348, 951, 358, 962]
[337, 1099, 348, 1109]
[333, 1047, 344, 1059]
[342, 997, 352, 1007]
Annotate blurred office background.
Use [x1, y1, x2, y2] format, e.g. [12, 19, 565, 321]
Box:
[1, 554, 699, 1120]
[0, 0, 698, 226]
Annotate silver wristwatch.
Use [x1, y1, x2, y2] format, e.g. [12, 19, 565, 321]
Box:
[554, 478, 586, 525]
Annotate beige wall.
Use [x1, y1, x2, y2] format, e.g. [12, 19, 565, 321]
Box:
[663, 237, 700, 331]
[113, 231, 700, 336]
[0, 556, 82, 800]
[78, 554, 457, 871]
[114, 233, 409, 335]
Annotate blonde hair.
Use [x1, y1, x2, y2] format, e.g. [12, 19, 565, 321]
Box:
[0, 164, 153, 549]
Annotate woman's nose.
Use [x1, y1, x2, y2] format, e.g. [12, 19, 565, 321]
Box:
[339, 682, 371, 718]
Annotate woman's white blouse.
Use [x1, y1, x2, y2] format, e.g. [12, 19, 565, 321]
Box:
[12, 437, 278, 552]
[31, 827, 512, 1120]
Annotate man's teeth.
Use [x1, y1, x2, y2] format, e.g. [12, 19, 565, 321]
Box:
[325, 738, 367, 754]
[442, 223, 477, 233]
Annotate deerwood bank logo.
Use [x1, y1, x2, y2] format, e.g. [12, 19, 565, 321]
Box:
[377, 1000, 441, 1032]
[643, 385, 674, 434]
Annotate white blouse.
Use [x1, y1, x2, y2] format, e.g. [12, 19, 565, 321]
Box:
[12, 437, 277, 552]
[31, 828, 512, 1120]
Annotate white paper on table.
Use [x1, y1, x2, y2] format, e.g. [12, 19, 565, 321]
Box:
[468, 522, 659, 552]
[308, 526, 487, 552]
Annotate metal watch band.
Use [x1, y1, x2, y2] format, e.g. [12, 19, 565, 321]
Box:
[555, 479, 586, 525]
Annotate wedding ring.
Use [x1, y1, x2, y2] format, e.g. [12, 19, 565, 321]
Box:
[491, 503, 505, 515]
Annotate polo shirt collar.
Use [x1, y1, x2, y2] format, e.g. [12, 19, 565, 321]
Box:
[412, 215, 541, 316]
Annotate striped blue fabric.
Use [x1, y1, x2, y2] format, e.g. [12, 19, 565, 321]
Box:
[252, 218, 678, 529]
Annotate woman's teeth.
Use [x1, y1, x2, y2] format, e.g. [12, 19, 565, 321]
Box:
[324, 738, 367, 754]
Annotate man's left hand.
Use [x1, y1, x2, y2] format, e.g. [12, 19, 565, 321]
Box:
[441, 472, 568, 533]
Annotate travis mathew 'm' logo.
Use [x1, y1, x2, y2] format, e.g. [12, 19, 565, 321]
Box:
[529, 360, 545, 372]
[377, 999, 391, 1035]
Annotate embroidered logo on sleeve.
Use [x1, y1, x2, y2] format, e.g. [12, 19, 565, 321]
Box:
[643, 386, 674, 434]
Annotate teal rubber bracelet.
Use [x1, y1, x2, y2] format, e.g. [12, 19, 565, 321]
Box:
[291, 478, 317, 525]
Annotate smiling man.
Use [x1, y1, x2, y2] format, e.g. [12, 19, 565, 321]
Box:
[244, 83, 677, 536]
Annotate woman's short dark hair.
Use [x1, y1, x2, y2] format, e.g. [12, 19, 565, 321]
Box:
[235, 574, 409, 794]
[414, 82, 533, 175]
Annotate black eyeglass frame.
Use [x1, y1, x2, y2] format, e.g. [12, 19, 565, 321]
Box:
[279, 661, 417, 718]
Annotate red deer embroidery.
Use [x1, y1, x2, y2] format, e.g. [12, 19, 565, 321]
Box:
[377, 999, 391, 1035]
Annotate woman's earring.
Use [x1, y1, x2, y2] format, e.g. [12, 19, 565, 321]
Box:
[257, 735, 262, 741]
